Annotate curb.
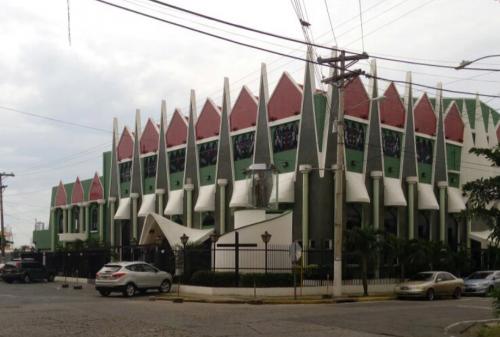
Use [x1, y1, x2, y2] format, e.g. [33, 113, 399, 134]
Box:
[150, 295, 394, 305]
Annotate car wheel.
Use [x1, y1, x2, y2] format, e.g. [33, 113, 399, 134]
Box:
[123, 283, 136, 297]
[159, 280, 172, 293]
[453, 287, 462, 299]
[47, 274, 55, 282]
[4, 279, 12, 284]
[23, 274, 31, 284]
[98, 289, 111, 297]
[426, 289, 435, 301]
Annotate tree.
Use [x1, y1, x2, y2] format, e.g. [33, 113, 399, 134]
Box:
[383, 235, 414, 280]
[462, 145, 500, 243]
[345, 226, 384, 296]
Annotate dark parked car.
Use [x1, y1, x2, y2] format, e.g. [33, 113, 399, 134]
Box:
[1, 259, 55, 283]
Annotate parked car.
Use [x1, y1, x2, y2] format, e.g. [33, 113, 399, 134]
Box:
[395, 271, 464, 300]
[464, 270, 500, 295]
[95, 261, 172, 297]
[1, 259, 55, 283]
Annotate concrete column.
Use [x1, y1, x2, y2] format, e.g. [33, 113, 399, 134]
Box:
[109, 197, 116, 247]
[50, 207, 56, 251]
[156, 189, 165, 214]
[466, 218, 472, 249]
[83, 202, 90, 239]
[67, 206, 72, 233]
[184, 183, 194, 228]
[78, 203, 84, 234]
[130, 193, 139, 241]
[97, 199, 105, 242]
[217, 179, 228, 234]
[62, 206, 68, 233]
[299, 164, 312, 266]
[406, 177, 418, 240]
[370, 171, 383, 230]
[438, 181, 447, 242]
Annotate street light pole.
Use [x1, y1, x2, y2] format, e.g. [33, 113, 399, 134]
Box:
[318, 50, 368, 297]
[455, 54, 500, 70]
[261, 231, 272, 274]
[0, 172, 15, 258]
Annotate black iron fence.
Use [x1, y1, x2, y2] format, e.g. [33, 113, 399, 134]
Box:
[21, 244, 499, 286]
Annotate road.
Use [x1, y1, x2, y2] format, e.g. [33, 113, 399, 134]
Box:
[0, 280, 494, 337]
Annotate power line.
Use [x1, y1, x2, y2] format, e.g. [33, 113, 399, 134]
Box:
[137, 0, 500, 72]
[323, 0, 337, 46]
[94, 0, 500, 99]
[0, 105, 111, 133]
[358, 0, 365, 51]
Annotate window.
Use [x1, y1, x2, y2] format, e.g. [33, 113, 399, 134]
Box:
[144, 155, 157, 178]
[119, 161, 132, 182]
[233, 132, 254, 160]
[272, 121, 299, 153]
[202, 212, 215, 228]
[382, 129, 402, 158]
[416, 137, 433, 164]
[90, 205, 98, 232]
[141, 264, 157, 273]
[198, 141, 218, 168]
[344, 120, 366, 151]
[73, 207, 80, 232]
[56, 209, 64, 233]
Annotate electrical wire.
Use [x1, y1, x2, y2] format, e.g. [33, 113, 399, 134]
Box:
[323, 0, 338, 46]
[93, 0, 500, 99]
[136, 0, 500, 72]
[358, 0, 365, 51]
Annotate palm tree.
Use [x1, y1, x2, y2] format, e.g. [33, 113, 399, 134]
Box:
[345, 226, 384, 296]
[384, 235, 413, 280]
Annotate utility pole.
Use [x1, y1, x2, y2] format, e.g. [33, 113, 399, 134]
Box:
[318, 50, 368, 297]
[0, 172, 15, 258]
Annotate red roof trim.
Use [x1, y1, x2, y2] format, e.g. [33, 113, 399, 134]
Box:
[196, 99, 221, 140]
[268, 72, 303, 121]
[230, 86, 258, 131]
[344, 77, 370, 119]
[380, 82, 405, 128]
[414, 93, 437, 136]
[166, 109, 188, 147]
[140, 118, 160, 153]
[444, 102, 464, 143]
[55, 181, 67, 207]
[88, 173, 104, 201]
[117, 127, 134, 161]
[71, 177, 84, 204]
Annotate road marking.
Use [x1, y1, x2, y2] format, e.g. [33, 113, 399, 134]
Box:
[444, 318, 500, 335]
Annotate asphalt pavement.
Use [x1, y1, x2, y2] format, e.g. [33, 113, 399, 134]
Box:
[0, 280, 494, 337]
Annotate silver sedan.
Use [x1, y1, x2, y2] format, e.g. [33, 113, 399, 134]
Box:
[95, 261, 173, 297]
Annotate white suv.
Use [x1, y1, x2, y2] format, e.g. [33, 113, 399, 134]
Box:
[95, 261, 172, 297]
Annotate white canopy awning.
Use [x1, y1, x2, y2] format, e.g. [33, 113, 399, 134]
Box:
[383, 177, 407, 207]
[194, 184, 216, 212]
[269, 172, 295, 203]
[138, 193, 156, 217]
[346, 171, 370, 203]
[447, 187, 466, 213]
[230, 179, 251, 208]
[417, 183, 439, 210]
[164, 189, 184, 215]
[114, 197, 131, 220]
[470, 230, 497, 249]
[139, 213, 214, 247]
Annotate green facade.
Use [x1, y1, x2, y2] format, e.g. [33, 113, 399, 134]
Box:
[168, 148, 185, 190]
[345, 120, 366, 173]
[382, 128, 402, 178]
[232, 131, 255, 180]
[198, 140, 218, 186]
[314, 93, 327, 151]
[271, 120, 299, 173]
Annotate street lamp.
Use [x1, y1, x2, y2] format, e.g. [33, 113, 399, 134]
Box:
[455, 54, 500, 70]
[261, 231, 272, 274]
[180, 234, 189, 279]
[210, 232, 219, 272]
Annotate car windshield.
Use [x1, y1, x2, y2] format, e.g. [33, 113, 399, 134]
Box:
[409, 273, 434, 281]
[100, 265, 122, 273]
[468, 272, 493, 280]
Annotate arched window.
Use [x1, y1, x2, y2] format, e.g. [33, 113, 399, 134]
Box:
[90, 204, 99, 232]
[73, 207, 80, 232]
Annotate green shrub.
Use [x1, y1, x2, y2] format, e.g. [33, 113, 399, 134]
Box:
[240, 273, 293, 287]
[189, 271, 237, 287]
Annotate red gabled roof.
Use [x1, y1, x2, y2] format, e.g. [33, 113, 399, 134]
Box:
[117, 127, 134, 161]
[140, 118, 159, 153]
[344, 77, 370, 119]
[88, 173, 104, 201]
[414, 93, 436, 136]
[55, 181, 67, 207]
[196, 99, 221, 140]
[71, 177, 84, 204]
[380, 83, 405, 128]
[230, 86, 258, 131]
[445, 102, 464, 143]
[166, 109, 188, 147]
[268, 72, 302, 121]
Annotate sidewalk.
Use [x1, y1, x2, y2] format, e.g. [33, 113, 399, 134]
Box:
[151, 292, 395, 305]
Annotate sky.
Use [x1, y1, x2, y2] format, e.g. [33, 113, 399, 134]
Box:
[1, 0, 500, 247]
